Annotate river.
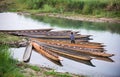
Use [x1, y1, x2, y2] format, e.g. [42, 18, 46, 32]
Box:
[0, 12, 120, 77]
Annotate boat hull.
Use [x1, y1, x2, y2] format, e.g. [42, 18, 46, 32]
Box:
[32, 42, 60, 62]
[23, 42, 32, 62]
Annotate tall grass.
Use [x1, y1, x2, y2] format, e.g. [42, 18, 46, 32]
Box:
[0, 44, 24, 77]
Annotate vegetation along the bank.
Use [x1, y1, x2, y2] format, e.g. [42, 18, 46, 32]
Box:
[0, 44, 24, 77]
[9, 0, 120, 18]
[0, 32, 26, 47]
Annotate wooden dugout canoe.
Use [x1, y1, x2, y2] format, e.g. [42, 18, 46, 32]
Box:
[33, 38, 104, 47]
[48, 49, 95, 67]
[35, 41, 92, 61]
[32, 39, 104, 53]
[34, 39, 104, 50]
[26, 31, 79, 36]
[40, 42, 114, 57]
[23, 34, 91, 40]
[0, 28, 52, 33]
[32, 42, 61, 62]
[23, 42, 32, 62]
[33, 41, 94, 66]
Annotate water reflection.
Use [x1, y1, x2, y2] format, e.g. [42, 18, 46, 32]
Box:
[0, 12, 51, 30]
[30, 15, 120, 34]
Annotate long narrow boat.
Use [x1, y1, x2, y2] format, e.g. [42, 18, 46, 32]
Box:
[23, 42, 32, 62]
[36, 42, 92, 61]
[0, 28, 52, 33]
[34, 39, 104, 47]
[35, 41, 95, 66]
[39, 41, 114, 57]
[47, 46, 92, 61]
[32, 42, 61, 62]
[23, 34, 91, 40]
[32, 39, 104, 53]
[48, 48, 95, 67]
[26, 31, 79, 36]
[35, 39, 104, 50]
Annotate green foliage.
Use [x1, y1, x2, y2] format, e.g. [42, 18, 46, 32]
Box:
[0, 44, 24, 77]
[44, 70, 72, 77]
[7, 0, 120, 17]
[42, 4, 55, 12]
[28, 65, 41, 71]
[0, 32, 21, 43]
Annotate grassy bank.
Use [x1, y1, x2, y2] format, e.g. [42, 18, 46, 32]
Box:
[0, 44, 24, 77]
[19, 63, 82, 77]
[0, 33, 25, 76]
[0, 32, 21, 43]
[10, 0, 120, 18]
[0, 32, 24, 47]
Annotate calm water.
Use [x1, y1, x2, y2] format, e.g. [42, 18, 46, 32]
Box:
[0, 12, 120, 77]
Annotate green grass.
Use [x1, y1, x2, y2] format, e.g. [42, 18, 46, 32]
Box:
[0, 32, 21, 43]
[0, 44, 24, 77]
[44, 70, 72, 77]
[28, 65, 41, 71]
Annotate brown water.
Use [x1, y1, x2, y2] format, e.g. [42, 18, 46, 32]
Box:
[1, 12, 120, 77]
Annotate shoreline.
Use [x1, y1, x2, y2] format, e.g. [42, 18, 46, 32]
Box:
[20, 12, 120, 23]
[19, 62, 84, 77]
[36, 13, 120, 23]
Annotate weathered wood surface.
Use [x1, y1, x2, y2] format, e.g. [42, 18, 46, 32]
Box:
[22, 34, 91, 40]
[8, 31, 91, 40]
[46, 42, 114, 57]
[32, 39, 114, 57]
[94, 56, 114, 62]
[39, 39, 104, 47]
[0, 28, 53, 32]
[1, 29, 91, 40]
[32, 42, 61, 62]
[32, 40, 114, 66]
[35, 41, 92, 61]
[33, 39, 104, 52]
[23, 42, 32, 62]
